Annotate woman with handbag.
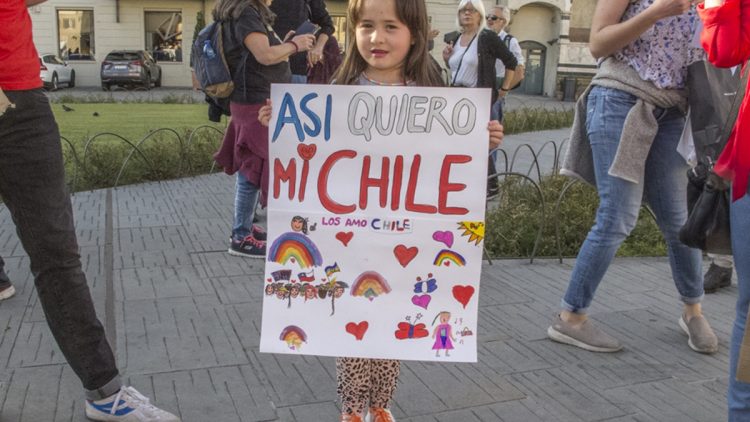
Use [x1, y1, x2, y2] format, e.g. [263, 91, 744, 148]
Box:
[547, 0, 719, 354]
[212, 0, 316, 258]
[699, 0, 750, 417]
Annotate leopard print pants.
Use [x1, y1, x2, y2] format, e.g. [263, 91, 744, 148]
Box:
[336, 357, 401, 415]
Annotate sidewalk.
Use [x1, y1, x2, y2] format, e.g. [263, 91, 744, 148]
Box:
[0, 172, 732, 421]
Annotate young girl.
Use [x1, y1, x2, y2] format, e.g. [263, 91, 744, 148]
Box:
[260, 0, 503, 420]
[432, 311, 456, 357]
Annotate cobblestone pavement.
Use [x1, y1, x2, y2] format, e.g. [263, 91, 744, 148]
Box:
[0, 173, 733, 421]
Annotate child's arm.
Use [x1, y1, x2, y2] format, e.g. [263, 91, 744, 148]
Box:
[258, 99, 272, 127]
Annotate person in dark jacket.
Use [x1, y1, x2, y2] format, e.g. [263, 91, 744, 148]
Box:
[271, 0, 335, 83]
[442, 0, 517, 197]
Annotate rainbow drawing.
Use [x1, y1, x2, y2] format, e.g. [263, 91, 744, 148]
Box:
[350, 271, 391, 301]
[268, 232, 323, 269]
[279, 325, 307, 350]
[433, 249, 466, 267]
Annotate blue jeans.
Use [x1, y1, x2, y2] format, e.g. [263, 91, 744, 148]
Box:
[491, 97, 505, 122]
[291, 74, 307, 84]
[232, 172, 259, 241]
[562, 86, 703, 313]
[729, 190, 750, 420]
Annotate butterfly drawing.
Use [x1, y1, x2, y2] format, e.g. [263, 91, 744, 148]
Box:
[413, 278, 437, 294]
[394, 322, 429, 340]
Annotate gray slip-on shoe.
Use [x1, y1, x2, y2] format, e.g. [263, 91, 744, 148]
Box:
[679, 314, 719, 354]
[547, 314, 622, 353]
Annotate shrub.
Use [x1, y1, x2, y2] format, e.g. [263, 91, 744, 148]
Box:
[503, 107, 574, 134]
[484, 175, 667, 258]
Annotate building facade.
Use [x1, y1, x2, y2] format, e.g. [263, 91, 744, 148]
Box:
[28, 0, 595, 97]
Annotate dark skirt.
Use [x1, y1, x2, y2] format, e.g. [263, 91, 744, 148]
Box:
[214, 102, 269, 206]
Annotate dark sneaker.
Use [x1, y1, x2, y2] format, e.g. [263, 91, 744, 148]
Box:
[679, 314, 719, 354]
[547, 314, 622, 352]
[704, 263, 732, 293]
[487, 178, 500, 198]
[251, 225, 267, 242]
[0, 281, 15, 301]
[228, 235, 266, 258]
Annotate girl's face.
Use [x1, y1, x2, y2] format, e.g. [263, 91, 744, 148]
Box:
[355, 0, 413, 84]
[291, 218, 304, 232]
[440, 312, 450, 323]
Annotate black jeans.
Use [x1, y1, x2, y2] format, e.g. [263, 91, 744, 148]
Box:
[0, 89, 120, 400]
[0, 255, 9, 284]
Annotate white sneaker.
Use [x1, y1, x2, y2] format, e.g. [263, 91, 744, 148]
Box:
[85, 386, 180, 421]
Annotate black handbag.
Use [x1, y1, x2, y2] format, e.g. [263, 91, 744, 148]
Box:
[678, 61, 749, 253]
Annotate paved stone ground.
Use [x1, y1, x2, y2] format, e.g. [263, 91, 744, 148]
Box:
[0, 171, 735, 422]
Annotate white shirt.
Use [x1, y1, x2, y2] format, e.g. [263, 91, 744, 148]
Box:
[448, 36, 479, 87]
[494, 30, 524, 78]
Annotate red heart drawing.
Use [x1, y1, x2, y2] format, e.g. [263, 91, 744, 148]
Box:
[346, 321, 369, 341]
[393, 245, 418, 267]
[297, 143, 317, 160]
[291, 279, 297, 283]
[335, 231, 354, 246]
[452, 285, 475, 309]
[444, 261, 451, 267]
[266, 278, 272, 283]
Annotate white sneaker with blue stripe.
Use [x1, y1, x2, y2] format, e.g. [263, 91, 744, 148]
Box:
[85, 386, 180, 421]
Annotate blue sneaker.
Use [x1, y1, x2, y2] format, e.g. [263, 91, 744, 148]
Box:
[85, 386, 180, 421]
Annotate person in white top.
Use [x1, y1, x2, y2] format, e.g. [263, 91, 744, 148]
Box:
[486, 5, 525, 121]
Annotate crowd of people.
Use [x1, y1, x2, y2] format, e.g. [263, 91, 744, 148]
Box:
[1, 0, 749, 420]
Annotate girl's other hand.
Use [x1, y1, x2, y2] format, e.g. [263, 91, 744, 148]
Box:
[488, 120, 504, 150]
[292, 34, 316, 52]
[258, 99, 273, 127]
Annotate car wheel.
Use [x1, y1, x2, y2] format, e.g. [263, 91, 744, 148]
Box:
[102, 82, 110, 91]
[68, 70, 75, 88]
[51, 73, 59, 91]
[142, 73, 151, 90]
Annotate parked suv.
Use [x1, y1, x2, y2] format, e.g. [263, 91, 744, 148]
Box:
[100, 50, 162, 90]
[39, 54, 75, 90]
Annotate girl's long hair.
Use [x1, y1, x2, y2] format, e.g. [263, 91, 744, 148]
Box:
[332, 0, 443, 87]
[212, 0, 274, 25]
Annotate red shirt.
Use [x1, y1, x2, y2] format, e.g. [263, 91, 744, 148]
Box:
[699, 0, 750, 201]
[0, 0, 43, 90]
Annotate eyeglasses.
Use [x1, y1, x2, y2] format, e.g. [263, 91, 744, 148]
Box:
[459, 8, 478, 14]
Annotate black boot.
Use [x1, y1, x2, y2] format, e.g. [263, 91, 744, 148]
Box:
[704, 263, 732, 293]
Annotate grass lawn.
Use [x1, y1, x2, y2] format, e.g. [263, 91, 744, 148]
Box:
[52, 103, 226, 144]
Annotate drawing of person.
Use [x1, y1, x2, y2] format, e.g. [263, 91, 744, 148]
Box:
[276, 285, 288, 300]
[333, 282, 346, 298]
[265, 284, 275, 296]
[303, 284, 316, 301]
[431, 311, 456, 357]
[290, 216, 308, 234]
[290, 284, 300, 298]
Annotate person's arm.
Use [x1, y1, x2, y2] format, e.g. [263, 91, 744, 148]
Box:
[26, 0, 47, 6]
[589, 0, 693, 59]
[244, 31, 316, 66]
[307, 0, 335, 66]
[509, 38, 525, 87]
[489, 33, 517, 95]
[699, 0, 750, 67]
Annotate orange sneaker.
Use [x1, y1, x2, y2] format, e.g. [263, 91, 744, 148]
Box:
[341, 412, 364, 422]
[367, 407, 395, 422]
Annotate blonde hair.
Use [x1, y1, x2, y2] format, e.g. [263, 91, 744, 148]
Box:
[455, 0, 487, 32]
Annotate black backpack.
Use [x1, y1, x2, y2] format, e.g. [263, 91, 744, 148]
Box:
[502, 34, 524, 90]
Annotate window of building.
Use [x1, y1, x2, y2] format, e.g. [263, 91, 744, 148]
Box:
[145, 11, 183, 62]
[57, 10, 95, 60]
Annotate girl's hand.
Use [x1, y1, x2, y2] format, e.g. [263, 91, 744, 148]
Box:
[649, 0, 693, 19]
[292, 33, 316, 52]
[442, 42, 454, 63]
[488, 120, 504, 150]
[258, 99, 273, 127]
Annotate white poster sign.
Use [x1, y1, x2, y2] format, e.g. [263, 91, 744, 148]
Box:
[259, 84, 489, 362]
